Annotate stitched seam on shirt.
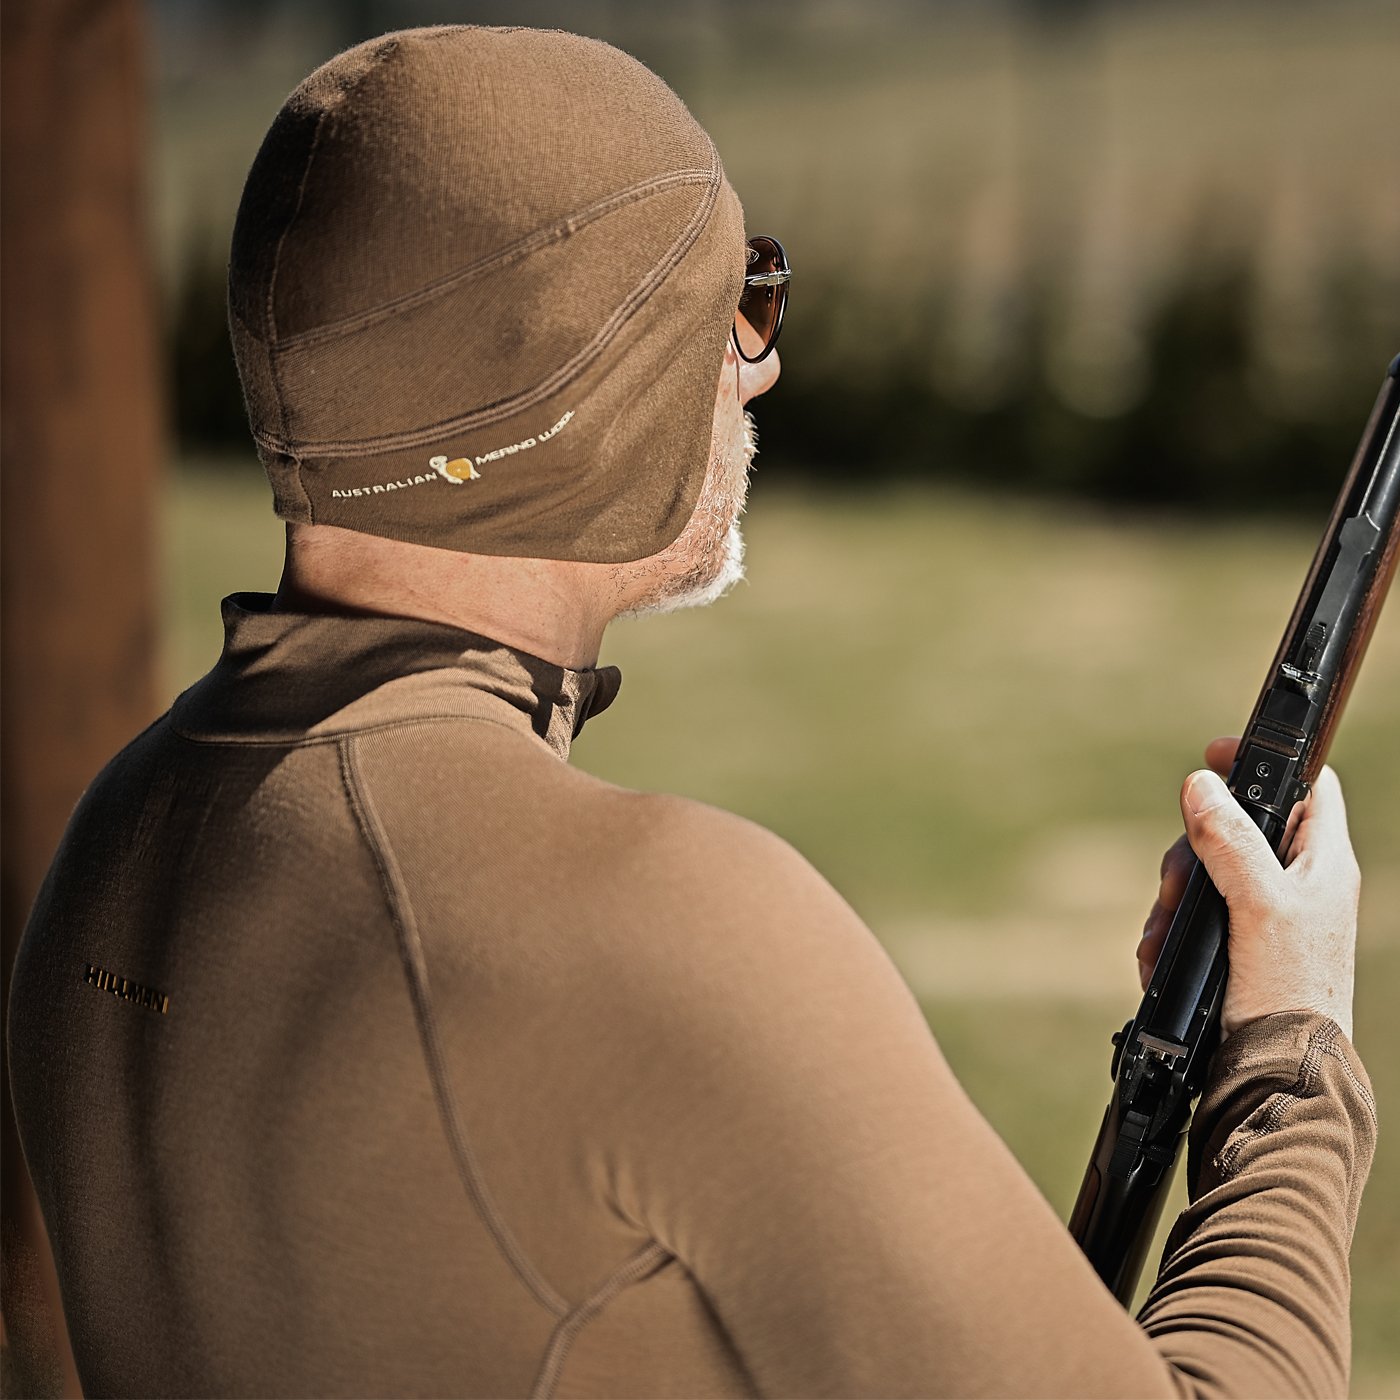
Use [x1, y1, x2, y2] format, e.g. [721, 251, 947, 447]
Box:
[1213, 1021, 1339, 1179]
[530, 1242, 672, 1399]
[339, 733, 570, 1319]
[168, 711, 564, 756]
[1320, 1040, 1378, 1124]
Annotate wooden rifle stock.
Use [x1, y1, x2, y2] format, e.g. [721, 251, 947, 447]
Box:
[1068, 356, 1400, 1304]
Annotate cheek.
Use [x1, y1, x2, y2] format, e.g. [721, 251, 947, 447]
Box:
[716, 340, 741, 407]
[738, 342, 779, 402]
[710, 361, 744, 448]
[711, 393, 746, 469]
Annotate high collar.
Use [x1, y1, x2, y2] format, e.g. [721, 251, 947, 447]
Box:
[169, 593, 622, 761]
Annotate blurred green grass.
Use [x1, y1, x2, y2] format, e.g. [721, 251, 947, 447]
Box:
[165, 462, 1399, 1395]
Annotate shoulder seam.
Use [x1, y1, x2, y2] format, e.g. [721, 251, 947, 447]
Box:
[337, 731, 570, 1319]
[529, 1242, 673, 1399]
[168, 711, 554, 752]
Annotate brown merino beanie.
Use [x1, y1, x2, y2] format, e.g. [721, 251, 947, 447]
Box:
[228, 25, 746, 563]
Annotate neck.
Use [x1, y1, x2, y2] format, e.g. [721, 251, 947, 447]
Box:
[273, 523, 626, 670]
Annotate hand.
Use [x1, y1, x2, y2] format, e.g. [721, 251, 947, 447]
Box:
[1138, 737, 1360, 1041]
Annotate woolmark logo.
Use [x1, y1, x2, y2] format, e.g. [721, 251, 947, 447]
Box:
[430, 455, 480, 484]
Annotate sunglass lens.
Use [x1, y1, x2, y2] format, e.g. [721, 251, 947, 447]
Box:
[738, 236, 782, 352]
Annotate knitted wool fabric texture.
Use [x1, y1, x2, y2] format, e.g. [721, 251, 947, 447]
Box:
[228, 25, 746, 563]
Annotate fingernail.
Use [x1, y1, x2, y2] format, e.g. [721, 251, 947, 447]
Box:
[1186, 770, 1229, 815]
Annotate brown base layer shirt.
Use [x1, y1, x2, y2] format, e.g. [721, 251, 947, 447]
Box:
[7, 594, 1377, 1397]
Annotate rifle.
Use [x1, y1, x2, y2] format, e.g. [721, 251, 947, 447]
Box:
[1068, 355, 1400, 1304]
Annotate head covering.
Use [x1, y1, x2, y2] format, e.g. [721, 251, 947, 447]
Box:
[228, 25, 745, 563]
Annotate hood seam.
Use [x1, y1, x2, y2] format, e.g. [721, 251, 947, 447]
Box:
[274, 165, 719, 355]
[253, 142, 726, 460]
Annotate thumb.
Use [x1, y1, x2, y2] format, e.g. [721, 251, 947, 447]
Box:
[1180, 770, 1282, 916]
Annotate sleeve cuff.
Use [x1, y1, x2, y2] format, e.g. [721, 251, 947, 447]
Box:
[1188, 1010, 1377, 1199]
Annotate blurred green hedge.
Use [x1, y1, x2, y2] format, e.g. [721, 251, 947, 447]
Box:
[168, 237, 1394, 510]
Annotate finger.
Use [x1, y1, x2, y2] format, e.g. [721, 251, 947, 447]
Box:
[1158, 835, 1195, 910]
[1138, 949, 1154, 992]
[1285, 766, 1360, 879]
[1204, 736, 1241, 776]
[1141, 897, 1167, 943]
[1159, 832, 1190, 880]
[1180, 770, 1283, 916]
[1146, 832, 1200, 991]
[1138, 906, 1169, 990]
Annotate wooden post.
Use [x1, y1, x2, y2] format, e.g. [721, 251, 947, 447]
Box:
[1, 1, 163, 1392]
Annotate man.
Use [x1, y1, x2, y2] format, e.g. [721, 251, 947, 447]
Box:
[7, 26, 1374, 1398]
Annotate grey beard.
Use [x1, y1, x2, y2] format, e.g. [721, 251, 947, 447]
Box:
[617, 411, 758, 620]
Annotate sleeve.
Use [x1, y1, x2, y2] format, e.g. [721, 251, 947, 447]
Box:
[586, 805, 1377, 1399]
[1138, 1012, 1377, 1398]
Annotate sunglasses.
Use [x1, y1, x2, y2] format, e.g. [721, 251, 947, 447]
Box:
[732, 234, 789, 364]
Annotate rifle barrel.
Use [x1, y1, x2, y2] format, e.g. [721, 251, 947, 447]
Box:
[1069, 357, 1400, 1304]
